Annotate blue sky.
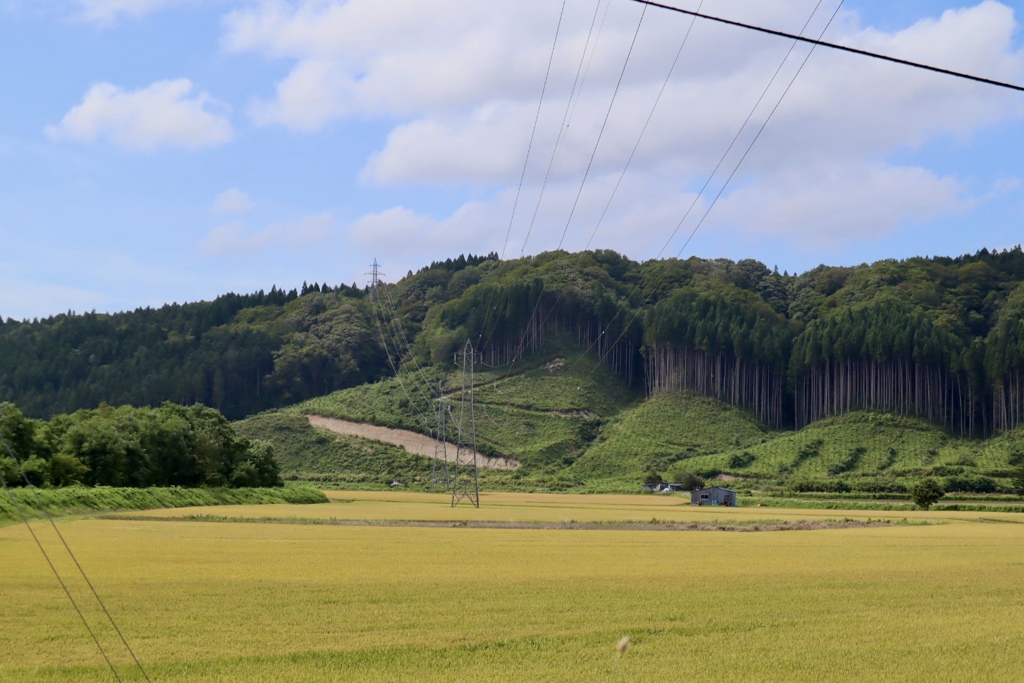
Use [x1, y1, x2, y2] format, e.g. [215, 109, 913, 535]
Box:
[1, 0, 1022, 320]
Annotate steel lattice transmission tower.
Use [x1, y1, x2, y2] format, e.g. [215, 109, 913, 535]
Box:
[451, 340, 480, 507]
[431, 379, 451, 492]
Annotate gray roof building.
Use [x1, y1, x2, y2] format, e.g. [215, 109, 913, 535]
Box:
[691, 486, 737, 506]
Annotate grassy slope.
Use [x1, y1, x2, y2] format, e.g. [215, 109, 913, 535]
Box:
[569, 393, 768, 483]
[237, 338, 644, 487]
[685, 412, 1022, 490]
[469, 340, 640, 467]
[234, 411, 447, 488]
[236, 338, 1024, 493]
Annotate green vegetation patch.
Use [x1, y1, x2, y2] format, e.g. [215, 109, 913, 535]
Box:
[570, 392, 767, 481]
[471, 338, 640, 417]
[0, 485, 326, 521]
[684, 411, 1023, 494]
[297, 370, 440, 435]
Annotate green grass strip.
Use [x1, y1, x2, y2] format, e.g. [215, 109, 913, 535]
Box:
[0, 485, 328, 521]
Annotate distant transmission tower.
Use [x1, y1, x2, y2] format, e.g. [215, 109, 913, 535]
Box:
[431, 379, 451, 492]
[451, 340, 480, 507]
[369, 258, 382, 294]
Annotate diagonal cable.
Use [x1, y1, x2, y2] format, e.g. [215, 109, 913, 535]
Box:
[584, 0, 705, 250]
[674, 1, 845, 258]
[556, 3, 648, 250]
[572, 0, 843, 382]
[520, 0, 608, 257]
[501, 0, 568, 259]
[0, 435, 131, 683]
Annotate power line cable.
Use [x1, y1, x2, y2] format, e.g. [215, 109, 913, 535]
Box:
[556, 2, 649, 250]
[379, 281, 440, 399]
[584, 0, 705, 250]
[0, 435, 132, 683]
[521, 0, 830, 378]
[654, 0, 829, 258]
[483, 0, 608, 355]
[566, 0, 615, 133]
[571, 0, 842, 382]
[486, 2, 651, 375]
[673, 1, 845, 259]
[368, 272, 434, 430]
[501, 0, 568, 260]
[374, 277, 462, 426]
[519, 0, 608, 258]
[633, 0, 1024, 93]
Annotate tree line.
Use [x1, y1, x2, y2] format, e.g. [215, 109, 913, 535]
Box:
[0, 401, 281, 489]
[4, 247, 1024, 436]
[420, 248, 1024, 436]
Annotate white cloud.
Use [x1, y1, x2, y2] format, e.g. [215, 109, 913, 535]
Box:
[349, 203, 497, 260]
[46, 79, 234, 152]
[709, 162, 971, 250]
[345, 171, 707, 267]
[199, 212, 333, 255]
[222, 0, 1024, 257]
[247, 59, 354, 131]
[212, 188, 255, 215]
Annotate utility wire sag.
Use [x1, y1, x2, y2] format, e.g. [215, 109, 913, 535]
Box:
[633, 0, 1024, 93]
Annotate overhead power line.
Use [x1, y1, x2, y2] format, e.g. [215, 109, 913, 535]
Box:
[519, 0, 609, 258]
[632, 0, 1024, 93]
[671, 0, 844, 259]
[501, 0, 568, 260]
[1, 434, 151, 683]
[568, 0, 840, 382]
[584, 0, 706, 250]
[556, 2, 648, 250]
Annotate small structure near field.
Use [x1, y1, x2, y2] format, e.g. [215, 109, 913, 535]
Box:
[642, 483, 686, 493]
[691, 486, 737, 506]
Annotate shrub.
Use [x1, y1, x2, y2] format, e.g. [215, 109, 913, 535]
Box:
[911, 478, 944, 510]
[790, 479, 851, 494]
[1013, 466, 1024, 498]
[20, 457, 49, 487]
[728, 452, 755, 469]
[943, 475, 997, 494]
[48, 453, 89, 487]
[671, 468, 704, 490]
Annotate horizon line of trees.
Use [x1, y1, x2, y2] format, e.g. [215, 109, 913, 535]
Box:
[4, 247, 1024, 438]
[421, 250, 1024, 437]
[0, 401, 282, 489]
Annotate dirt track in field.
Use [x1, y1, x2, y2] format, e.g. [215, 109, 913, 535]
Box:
[305, 415, 520, 471]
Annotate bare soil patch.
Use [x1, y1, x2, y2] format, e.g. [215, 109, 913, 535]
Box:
[306, 415, 520, 470]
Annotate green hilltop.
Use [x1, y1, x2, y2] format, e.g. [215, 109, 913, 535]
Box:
[5, 247, 1024, 495]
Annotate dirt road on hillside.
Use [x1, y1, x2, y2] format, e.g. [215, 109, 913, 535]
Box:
[305, 415, 520, 471]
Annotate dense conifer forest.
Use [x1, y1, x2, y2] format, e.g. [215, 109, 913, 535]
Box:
[3, 248, 1024, 438]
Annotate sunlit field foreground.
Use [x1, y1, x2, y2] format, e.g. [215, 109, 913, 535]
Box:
[2, 493, 1023, 681]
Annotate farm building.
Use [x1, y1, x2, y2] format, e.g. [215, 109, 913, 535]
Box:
[691, 486, 737, 506]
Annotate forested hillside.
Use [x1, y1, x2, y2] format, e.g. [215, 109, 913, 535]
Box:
[3, 247, 1024, 437]
[0, 284, 381, 419]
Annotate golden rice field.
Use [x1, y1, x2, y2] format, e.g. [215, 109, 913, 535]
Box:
[2, 492, 1024, 681]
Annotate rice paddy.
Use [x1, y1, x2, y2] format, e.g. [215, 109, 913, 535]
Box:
[2, 492, 1023, 681]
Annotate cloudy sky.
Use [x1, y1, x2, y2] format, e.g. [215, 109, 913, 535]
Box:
[1, 0, 1022, 319]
